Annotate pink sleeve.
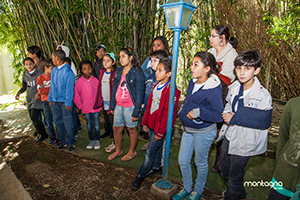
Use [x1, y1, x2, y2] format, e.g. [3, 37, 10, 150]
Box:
[74, 81, 83, 110]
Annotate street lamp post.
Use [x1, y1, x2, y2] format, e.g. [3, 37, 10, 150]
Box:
[155, 0, 197, 190]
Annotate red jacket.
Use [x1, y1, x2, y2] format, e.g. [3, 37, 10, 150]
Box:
[36, 74, 51, 102]
[93, 68, 115, 114]
[142, 82, 181, 139]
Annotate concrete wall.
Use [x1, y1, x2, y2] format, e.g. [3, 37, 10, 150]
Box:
[0, 49, 18, 95]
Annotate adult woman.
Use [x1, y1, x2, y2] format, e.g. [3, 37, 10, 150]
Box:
[208, 25, 238, 173]
[27, 46, 44, 72]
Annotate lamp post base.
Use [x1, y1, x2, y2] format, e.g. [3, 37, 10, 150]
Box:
[150, 180, 178, 200]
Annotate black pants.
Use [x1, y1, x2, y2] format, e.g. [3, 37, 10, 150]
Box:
[102, 109, 114, 138]
[220, 137, 250, 200]
[29, 108, 47, 136]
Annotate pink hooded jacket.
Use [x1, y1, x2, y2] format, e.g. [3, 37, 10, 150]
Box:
[74, 76, 101, 114]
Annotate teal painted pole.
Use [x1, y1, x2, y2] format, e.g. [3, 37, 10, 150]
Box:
[156, 29, 181, 189]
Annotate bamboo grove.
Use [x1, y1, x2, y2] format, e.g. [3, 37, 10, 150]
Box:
[1, 0, 299, 100]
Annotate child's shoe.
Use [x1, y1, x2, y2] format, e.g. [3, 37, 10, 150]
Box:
[172, 189, 191, 200]
[121, 151, 137, 161]
[131, 175, 145, 190]
[108, 151, 122, 160]
[58, 144, 68, 150]
[48, 138, 56, 145]
[86, 140, 95, 149]
[94, 140, 100, 149]
[186, 191, 203, 200]
[68, 145, 75, 152]
[36, 134, 48, 142]
[105, 142, 116, 153]
[53, 140, 61, 146]
[140, 141, 149, 151]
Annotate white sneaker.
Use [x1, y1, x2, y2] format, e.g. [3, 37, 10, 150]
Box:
[86, 140, 95, 149]
[94, 140, 100, 150]
[105, 142, 116, 153]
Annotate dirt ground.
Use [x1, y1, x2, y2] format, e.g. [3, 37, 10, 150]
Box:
[0, 101, 285, 200]
[0, 136, 224, 200]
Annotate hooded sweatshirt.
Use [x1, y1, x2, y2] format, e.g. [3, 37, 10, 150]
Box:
[74, 76, 101, 114]
[178, 74, 223, 133]
[18, 69, 43, 110]
[56, 45, 77, 76]
[208, 43, 238, 85]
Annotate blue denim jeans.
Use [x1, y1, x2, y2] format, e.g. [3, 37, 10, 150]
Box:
[42, 101, 56, 139]
[220, 137, 250, 200]
[51, 102, 76, 146]
[138, 129, 165, 178]
[113, 104, 138, 128]
[178, 129, 216, 194]
[85, 112, 100, 141]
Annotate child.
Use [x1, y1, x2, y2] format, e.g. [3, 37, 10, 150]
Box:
[219, 50, 272, 200]
[15, 57, 48, 142]
[56, 45, 78, 76]
[140, 50, 169, 151]
[35, 59, 58, 145]
[173, 52, 223, 200]
[93, 44, 106, 79]
[93, 52, 117, 152]
[108, 47, 145, 161]
[131, 58, 180, 190]
[141, 36, 170, 79]
[74, 60, 101, 149]
[48, 49, 76, 152]
[267, 97, 300, 200]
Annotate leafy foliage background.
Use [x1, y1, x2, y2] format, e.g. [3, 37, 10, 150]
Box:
[0, 0, 299, 99]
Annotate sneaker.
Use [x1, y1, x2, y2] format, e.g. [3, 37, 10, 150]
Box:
[36, 134, 48, 142]
[131, 175, 145, 190]
[68, 145, 75, 152]
[94, 140, 100, 150]
[54, 140, 61, 146]
[186, 191, 203, 200]
[58, 144, 68, 150]
[172, 189, 191, 200]
[35, 134, 41, 142]
[86, 140, 95, 149]
[48, 138, 56, 145]
[105, 142, 116, 153]
[140, 141, 149, 151]
[75, 134, 78, 140]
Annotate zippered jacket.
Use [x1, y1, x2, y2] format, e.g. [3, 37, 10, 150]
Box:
[93, 68, 116, 114]
[110, 66, 145, 118]
[48, 64, 74, 107]
[74, 76, 101, 114]
[178, 74, 223, 133]
[142, 82, 181, 138]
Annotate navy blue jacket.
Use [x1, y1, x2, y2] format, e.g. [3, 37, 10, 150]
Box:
[178, 74, 223, 133]
[110, 66, 145, 118]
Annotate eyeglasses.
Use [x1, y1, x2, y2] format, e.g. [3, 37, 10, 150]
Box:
[208, 34, 219, 39]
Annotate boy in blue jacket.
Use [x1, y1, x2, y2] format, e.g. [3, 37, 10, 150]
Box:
[48, 49, 76, 152]
[219, 50, 273, 200]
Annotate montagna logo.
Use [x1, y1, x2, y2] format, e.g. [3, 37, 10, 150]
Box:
[244, 180, 283, 188]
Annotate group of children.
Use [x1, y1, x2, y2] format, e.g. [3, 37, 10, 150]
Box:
[16, 33, 274, 200]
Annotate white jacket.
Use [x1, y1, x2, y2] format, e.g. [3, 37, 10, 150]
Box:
[218, 77, 273, 156]
[208, 43, 238, 83]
